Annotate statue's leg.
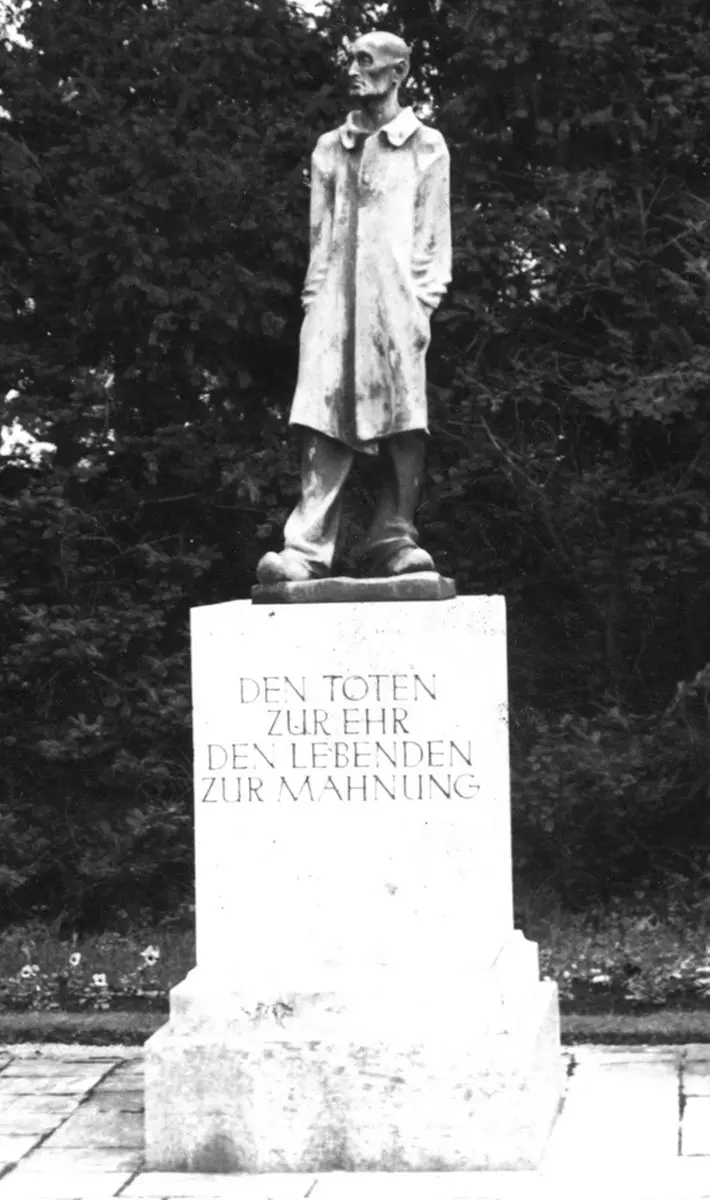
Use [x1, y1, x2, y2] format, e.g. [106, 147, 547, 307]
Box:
[256, 430, 354, 584]
[357, 431, 436, 577]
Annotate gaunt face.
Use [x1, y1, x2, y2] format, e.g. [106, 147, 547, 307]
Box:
[347, 34, 407, 101]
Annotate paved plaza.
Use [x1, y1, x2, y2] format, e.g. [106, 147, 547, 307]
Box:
[0, 1043, 708, 1198]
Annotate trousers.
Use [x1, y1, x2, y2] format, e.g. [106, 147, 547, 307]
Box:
[283, 428, 427, 573]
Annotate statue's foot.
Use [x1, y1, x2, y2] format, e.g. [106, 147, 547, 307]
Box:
[256, 549, 327, 585]
[370, 544, 436, 577]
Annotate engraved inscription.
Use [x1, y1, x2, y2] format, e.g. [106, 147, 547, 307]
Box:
[199, 672, 482, 802]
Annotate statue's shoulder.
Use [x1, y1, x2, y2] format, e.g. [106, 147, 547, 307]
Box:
[417, 120, 446, 141]
[414, 121, 449, 165]
[309, 128, 342, 171]
[313, 128, 342, 153]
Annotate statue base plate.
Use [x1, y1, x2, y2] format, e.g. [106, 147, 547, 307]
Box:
[251, 571, 456, 605]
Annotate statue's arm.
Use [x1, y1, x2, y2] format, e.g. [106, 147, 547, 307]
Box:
[411, 140, 452, 313]
[301, 141, 335, 312]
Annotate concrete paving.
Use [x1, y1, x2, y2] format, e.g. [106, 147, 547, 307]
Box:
[0, 1043, 709, 1198]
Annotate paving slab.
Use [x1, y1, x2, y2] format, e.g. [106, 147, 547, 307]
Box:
[121, 1176, 322, 1199]
[95, 1065, 144, 1092]
[586, 1057, 680, 1077]
[0, 1072, 108, 1096]
[682, 1046, 710, 1064]
[75, 1091, 144, 1113]
[0, 1111, 71, 1137]
[0, 1172, 133, 1198]
[0, 1134, 45, 1165]
[42, 1105, 144, 1149]
[681, 1097, 710, 1157]
[684, 1068, 710, 1097]
[570, 1044, 682, 1065]
[0, 1059, 113, 1078]
[536, 1059, 681, 1175]
[296, 1173, 547, 1199]
[95, 1075, 144, 1093]
[2, 1096, 80, 1115]
[0, 1097, 79, 1138]
[120, 1174, 549, 1200]
[543, 1158, 710, 1200]
[0, 1046, 139, 1061]
[12, 1146, 144, 1172]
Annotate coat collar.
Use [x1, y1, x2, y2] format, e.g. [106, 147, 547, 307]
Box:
[339, 106, 421, 150]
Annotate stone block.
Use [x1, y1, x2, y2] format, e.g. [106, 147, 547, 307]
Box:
[145, 596, 563, 1172]
[189, 596, 515, 988]
[145, 943, 563, 1172]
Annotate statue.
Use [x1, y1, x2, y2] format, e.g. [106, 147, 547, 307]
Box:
[257, 31, 452, 585]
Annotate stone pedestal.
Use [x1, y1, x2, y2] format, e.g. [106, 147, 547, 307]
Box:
[144, 595, 564, 1172]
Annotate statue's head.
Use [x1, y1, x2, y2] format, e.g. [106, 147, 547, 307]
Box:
[347, 32, 410, 103]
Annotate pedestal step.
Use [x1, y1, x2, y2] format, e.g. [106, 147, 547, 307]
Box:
[145, 937, 564, 1173]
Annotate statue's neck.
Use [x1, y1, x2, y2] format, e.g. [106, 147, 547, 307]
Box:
[357, 93, 403, 133]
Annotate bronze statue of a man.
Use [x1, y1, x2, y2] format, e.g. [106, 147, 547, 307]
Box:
[257, 31, 452, 584]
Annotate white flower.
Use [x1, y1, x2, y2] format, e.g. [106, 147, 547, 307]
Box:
[19, 964, 34, 980]
[140, 945, 160, 967]
[92, 973, 108, 988]
[68, 952, 81, 969]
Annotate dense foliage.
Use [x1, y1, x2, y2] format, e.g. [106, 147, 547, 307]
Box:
[1, 0, 709, 926]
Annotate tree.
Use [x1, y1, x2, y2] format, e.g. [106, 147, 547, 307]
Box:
[326, 0, 710, 899]
[1, 0, 710, 920]
[0, 0, 342, 925]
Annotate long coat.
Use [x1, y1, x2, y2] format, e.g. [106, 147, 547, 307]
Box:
[289, 107, 452, 453]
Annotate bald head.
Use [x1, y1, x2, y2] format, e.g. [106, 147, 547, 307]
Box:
[347, 30, 411, 105]
[353, 31, 411, 73]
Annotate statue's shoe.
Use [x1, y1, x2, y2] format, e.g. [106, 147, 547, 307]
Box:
[256, 550, 327, 584]
[372, 544, 436, 577]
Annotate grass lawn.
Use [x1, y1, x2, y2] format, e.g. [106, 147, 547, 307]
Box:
[2, 890, 710, 1017]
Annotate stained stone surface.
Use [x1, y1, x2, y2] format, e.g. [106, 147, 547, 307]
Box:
[146, 942, 563, 1172]
[190, 595, 513, 987]
[144, 594, 564, 1172]
[251, 573, 456, 605]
